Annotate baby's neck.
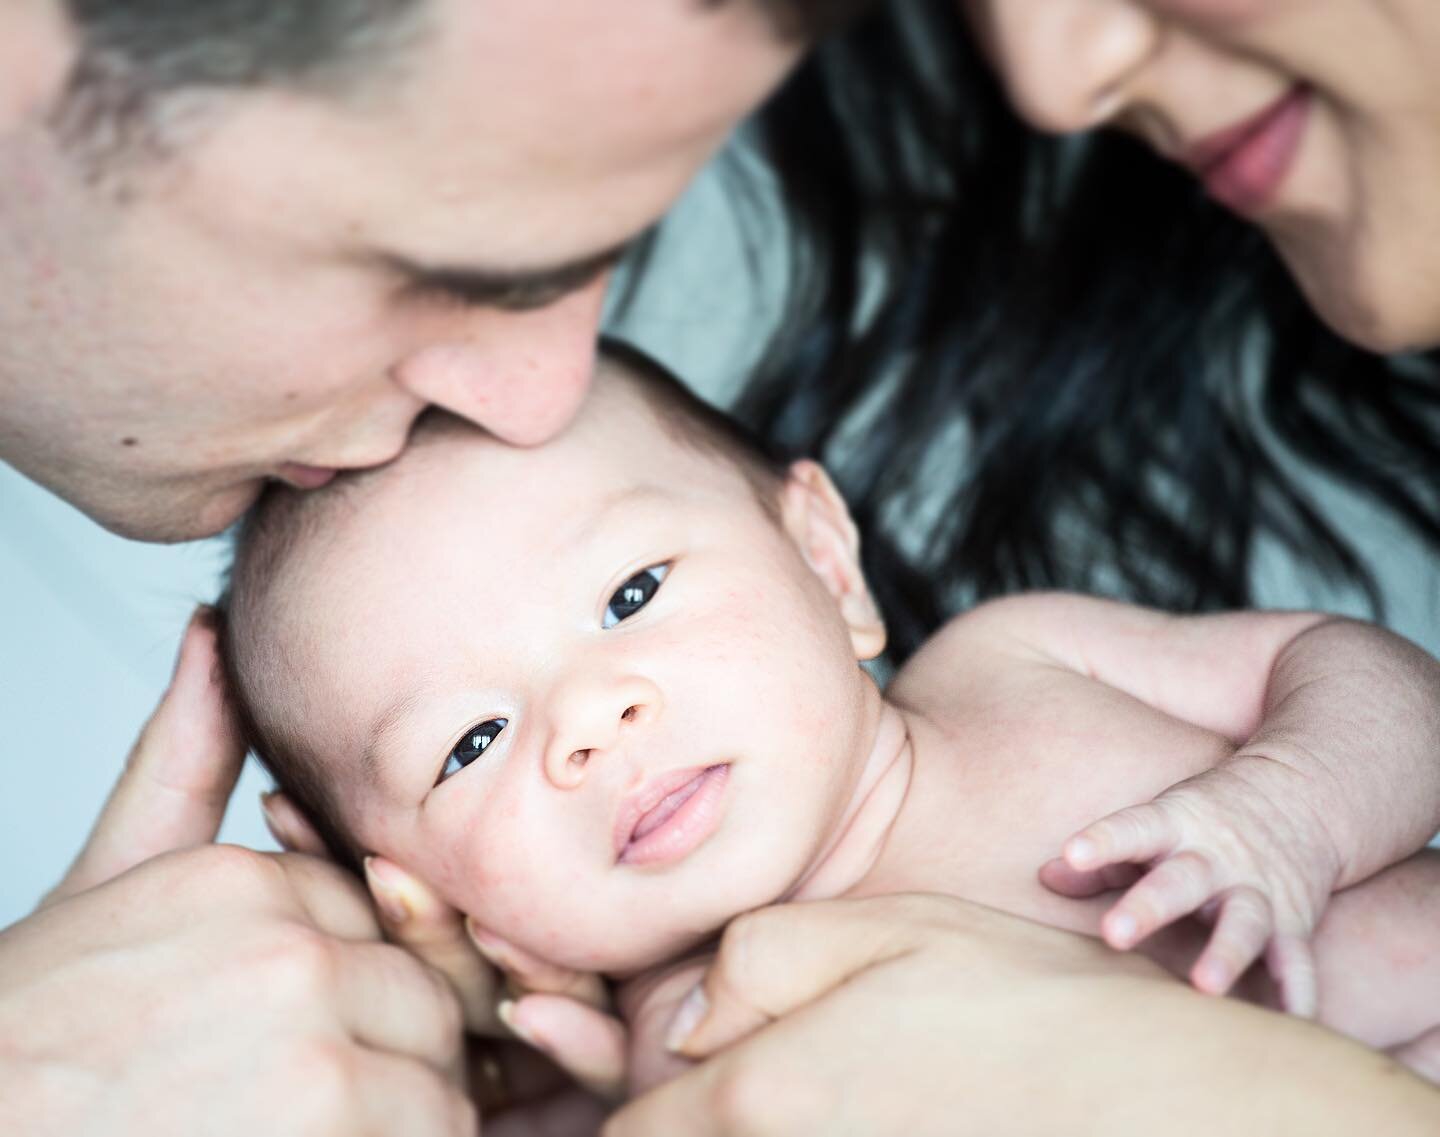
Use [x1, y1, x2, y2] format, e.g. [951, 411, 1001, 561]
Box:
[782, 698, 916, 903]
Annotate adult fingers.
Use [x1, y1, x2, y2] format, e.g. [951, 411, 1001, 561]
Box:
[501, 993, 628, 1101]
[486, 1086, 610, 1137]
[268, 849, 385, 942]
[1101, 850, 1216, 950]
[345, 1048, 477, 1137]
[1038, 857, 1143, 898]
[363, 857, 503, 1033]
[1064, 800, 1177, 873]
[260, 791, 331, 857]
[332, 940, 467, 1078]
[665, 896, 919, 1060]
[468, 921, 611, 1011]
[1189, 886, 1272, 996]
[49, 608, 245, 902]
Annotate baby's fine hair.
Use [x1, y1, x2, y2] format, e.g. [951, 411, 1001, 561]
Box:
[218, 339, 785, 873]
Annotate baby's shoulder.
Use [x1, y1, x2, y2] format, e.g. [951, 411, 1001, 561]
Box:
[887, 594, 1069, 722]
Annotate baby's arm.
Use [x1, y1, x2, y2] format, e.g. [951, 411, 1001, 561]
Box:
[931, 593, 1440, 1009]
[1310, 850, 1440, 1050]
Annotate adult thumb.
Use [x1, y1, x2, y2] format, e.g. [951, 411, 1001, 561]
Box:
[47, 607, 246, 903]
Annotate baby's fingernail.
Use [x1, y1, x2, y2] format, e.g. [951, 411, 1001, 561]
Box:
[1067, 837, 1098, 868]
[364, 857, 411, 926]
[1107, 911, 1137, 947]
[665, 984, 710, 1053]
[1195, 960, 1230, 993]
[497, 999, 538, 1048]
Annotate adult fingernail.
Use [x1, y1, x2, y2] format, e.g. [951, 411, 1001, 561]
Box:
[497, 999, 539, 1048]
[467, 920, 513, 968]
[259, 792, 292, 849]
[364, 856, 411, 926]
[665, 984, 709, 1053]
[1107, 911, 1137, 947]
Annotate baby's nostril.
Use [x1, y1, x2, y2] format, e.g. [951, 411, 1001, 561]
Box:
[569, 749, 590, 767]
[621, 705, 639, 723]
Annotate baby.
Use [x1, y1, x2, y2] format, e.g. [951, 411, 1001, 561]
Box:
[222, 344, 1440, 1096]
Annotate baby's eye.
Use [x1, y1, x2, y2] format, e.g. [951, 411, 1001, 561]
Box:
[603, 564, 669, 629]
[438, 718, 507, 784]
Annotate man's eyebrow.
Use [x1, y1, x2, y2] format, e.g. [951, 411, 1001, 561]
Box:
[380, 241, 630, 312]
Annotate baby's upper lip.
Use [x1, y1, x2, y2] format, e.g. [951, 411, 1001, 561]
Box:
[612, 765, 717, 857]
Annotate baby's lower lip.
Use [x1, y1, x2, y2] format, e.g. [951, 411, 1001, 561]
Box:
[619, 765, 730, 868]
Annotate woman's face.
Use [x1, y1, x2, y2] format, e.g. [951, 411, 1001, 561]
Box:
[962, 0, 1440, 352]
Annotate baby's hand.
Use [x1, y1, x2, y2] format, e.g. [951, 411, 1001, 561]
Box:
[468, 923, 629, 1103]
[1039, 758, 1342, 1016]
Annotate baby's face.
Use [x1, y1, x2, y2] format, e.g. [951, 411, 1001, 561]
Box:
[275, 377, 881, 972]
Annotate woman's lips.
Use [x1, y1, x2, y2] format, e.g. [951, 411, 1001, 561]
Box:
[616, 764, 730, 868]
[1185, 87, 1312, 215]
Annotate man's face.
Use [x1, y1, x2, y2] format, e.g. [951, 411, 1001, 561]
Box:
[0, 0, 801, 540]
[264, 372, 882, 973]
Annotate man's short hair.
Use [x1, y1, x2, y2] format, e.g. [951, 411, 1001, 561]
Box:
[57, 0, 876, 158]
[57, 0, 427, 156]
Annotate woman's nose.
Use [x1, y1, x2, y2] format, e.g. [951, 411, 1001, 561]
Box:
[390, 275, 608, 445]
[543, 672, 662, 790]
[968, 0, 1159, 133]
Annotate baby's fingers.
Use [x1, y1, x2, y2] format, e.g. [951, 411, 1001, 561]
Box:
[1064, 801, 1179, 873]
[1038, 858, 1143, 899]
[1267, 933, 1319, 1019]
[501, 993, 628, 1101]
[1189, 886, 1272, 997]
[1102, 850, 1215, 950]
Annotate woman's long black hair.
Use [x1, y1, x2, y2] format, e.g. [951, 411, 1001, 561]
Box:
[722, 0, 1440, 665]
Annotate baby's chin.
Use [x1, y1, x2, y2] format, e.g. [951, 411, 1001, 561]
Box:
[543, 915, 730, 980]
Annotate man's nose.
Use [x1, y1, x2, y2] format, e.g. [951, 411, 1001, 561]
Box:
[390, 276, 608, 445]
[969, 0, 1159, 133]
[542, 671, 662, 791]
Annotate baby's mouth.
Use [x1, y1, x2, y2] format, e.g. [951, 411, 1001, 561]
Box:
[614, 764, 731, 868]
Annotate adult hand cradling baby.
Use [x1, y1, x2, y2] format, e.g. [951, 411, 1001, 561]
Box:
[0, 613, 473, 1136]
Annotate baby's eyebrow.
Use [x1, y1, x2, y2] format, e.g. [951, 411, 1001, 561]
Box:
[360, 686, 430, 787]
[563, 484, 677, 549]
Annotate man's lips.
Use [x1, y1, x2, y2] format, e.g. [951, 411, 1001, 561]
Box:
[276, 462, 338, 490]
[614, 764, 730, 867]
[1183, 87, 1312, 214]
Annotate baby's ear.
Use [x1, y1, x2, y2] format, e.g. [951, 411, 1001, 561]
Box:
[779, 459, 887, 661]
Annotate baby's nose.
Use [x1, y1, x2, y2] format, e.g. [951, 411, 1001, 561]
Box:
[543, 677, 660, 790]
